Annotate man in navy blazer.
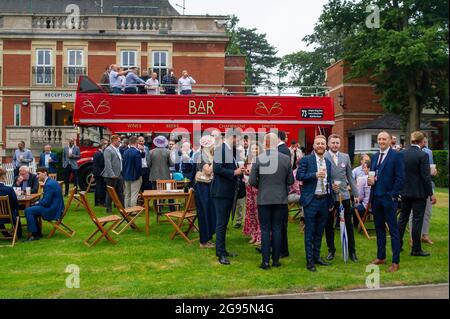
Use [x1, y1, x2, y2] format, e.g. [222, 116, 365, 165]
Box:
[0, 168, 22, 238]
[368, 131, 404, 272]
[297, 135, 334, 272]
[123, 136, 143, 208]
[24, 167, 65, 241]
[211, 130, 245, 265]
[38, 144, 58, 174]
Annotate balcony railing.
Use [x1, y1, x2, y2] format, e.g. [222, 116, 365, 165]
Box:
[5, 126, 78, 151]
[117, 17, 172, 31]
[64, 67, 87, 86]
[32, 66, 55, 86]
[32, 15, 89, 30]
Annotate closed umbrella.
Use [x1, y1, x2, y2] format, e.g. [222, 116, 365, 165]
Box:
[339, 193, 349, 263]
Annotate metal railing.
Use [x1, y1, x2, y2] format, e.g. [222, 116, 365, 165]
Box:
[32, 66, 55, 86]
[64, 67, 87, 86]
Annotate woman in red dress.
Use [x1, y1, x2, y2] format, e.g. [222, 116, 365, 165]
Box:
[243, 143, 262, 246]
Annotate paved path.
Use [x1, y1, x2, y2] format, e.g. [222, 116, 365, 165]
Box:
[246, 283, 449, 299]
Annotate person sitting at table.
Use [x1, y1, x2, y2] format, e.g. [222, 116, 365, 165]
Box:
[0, 168, 22, 238]
[23, 167, 65, 242]
[14, 166, 39, 194]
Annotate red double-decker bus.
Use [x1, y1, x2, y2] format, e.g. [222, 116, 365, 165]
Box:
[73, 76, 334, 189]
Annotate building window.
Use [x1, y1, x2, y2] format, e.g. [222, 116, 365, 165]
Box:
[121, 51, 137, 68]
[35, 49, 53, 84]
[14, 104, 21, 126]
[151, 51, 168, 82]
[371, 135, 379, 149]
[67, 50, 85, 85]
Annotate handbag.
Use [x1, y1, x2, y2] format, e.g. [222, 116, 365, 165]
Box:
[195, 170, 213, 184]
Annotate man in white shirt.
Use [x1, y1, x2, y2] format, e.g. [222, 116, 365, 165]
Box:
[178, 70, 196, 95]
[109, 64, 129, 94]
[145, 72, 160, 95]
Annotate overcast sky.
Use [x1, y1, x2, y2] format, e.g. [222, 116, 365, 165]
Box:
[168, 0, 330, 57]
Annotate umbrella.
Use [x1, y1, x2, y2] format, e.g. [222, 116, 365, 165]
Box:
[339, 193, 349, 263]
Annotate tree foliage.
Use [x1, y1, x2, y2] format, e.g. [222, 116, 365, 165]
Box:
[226, 15, 280, 88]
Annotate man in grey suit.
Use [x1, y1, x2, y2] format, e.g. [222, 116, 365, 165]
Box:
[102, 134, 124, 213]
[324, 134, 359, 262]
[149, 136, 173, 189]
[249, 133, 294, 269]
[62, 138, 81, 196]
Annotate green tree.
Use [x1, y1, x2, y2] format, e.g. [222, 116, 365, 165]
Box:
[226, 16, 280, 89]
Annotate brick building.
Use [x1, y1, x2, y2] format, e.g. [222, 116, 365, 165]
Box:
[0, 0, 245, 160]
[326, 59, 448, 159]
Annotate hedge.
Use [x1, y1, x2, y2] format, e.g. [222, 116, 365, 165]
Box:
[433, 150, 449, 188]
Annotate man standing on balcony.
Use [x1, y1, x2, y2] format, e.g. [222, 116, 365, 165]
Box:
[162, 69, 177, 95]
[38, 144, 58, 174]
[145, 72, 160, 95]
[139, 69, 150, 94]
[109, 64, 129, 94]
[125, 67, 146, 94]
[62, 138, 80, 196]
[178, 70, 196, 95]
[12, 141, 34, 178]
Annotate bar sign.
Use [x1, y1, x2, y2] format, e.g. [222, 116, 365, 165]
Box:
[301, 109, 324, 118]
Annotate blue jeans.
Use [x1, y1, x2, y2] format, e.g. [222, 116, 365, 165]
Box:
[258, 204, 286, 264]
[111, 87, 123, 94]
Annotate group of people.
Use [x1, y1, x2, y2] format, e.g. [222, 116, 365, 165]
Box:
[101, 64, 196, 95]
[1, 129, 438, 272]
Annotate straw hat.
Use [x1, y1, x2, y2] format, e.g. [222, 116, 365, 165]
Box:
[153, 135, 168, 148]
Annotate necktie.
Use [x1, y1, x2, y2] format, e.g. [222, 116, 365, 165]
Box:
[319, 157, 326, 194]
[333, 153, 338, 166]
[376, 152, 385, 169]
[293, 150, 298, 169]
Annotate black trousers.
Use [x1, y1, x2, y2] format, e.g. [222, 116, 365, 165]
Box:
[63, 166, 78, 195]
[140, 167, 151, 192]
[94, 175, 106, 206]
[258, 204, 286, 264]
[104, 176, 124, 210]
[398, 196, 427, 253]
[325, 199, 356, 254]
[213, 197, 233, 257]
[281, 205, 289, 256]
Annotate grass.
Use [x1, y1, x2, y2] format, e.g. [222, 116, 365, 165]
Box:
[0, 189, 448, 298]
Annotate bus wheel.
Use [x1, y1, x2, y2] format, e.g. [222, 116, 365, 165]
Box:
[78, 165, 96, 191]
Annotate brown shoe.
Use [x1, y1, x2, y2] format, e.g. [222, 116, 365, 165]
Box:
[387, 263, 400, 272]
[422, 235, 434, 245]
[371, 258, 386, 265]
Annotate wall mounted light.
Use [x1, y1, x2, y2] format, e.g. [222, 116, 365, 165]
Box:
[61, 103, 67, 109]
[21, 99, 29, 107]
[337, 92, 346, 108]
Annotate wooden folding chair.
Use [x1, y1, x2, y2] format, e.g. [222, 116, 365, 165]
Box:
[47, 187, 76, 239]
[165, 189, 198, 244]
[155, 179, 181, 224]
[355, 203, 374, 240]
[0, 196, 20, 247]
[75, 175, 94, 210]
[63, 186, 86, 211]
[79, 192, 122, 247]
[106, 186, 144, 235]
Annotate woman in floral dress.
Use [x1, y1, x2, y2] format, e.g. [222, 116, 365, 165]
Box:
[243, 143, 262, 245]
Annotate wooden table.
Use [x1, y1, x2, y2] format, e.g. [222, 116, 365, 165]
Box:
[17, 193, 41, 230]
[142, 190, 190, 236]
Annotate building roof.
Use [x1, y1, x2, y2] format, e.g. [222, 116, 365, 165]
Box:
[0, 0, 180, 15]
[352, 114, 435, 131]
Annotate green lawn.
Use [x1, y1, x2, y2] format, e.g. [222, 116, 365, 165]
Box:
[0, 189, 448, 298]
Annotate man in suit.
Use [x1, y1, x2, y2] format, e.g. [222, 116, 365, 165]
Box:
[24, 167, 65, 241]
[102, 135, 124, 213]
[297, 135, 335, 272]
[38, 144, 58, 174]
[14, 166, 39, 194]
[138, 136, 152, 191]
[62, 138, 81, 196]
[149, 136, 173, 189]
[93, 139, 108, 206]
[211, 129, 245, 265]
[0, 168, 21, 238]
[324, 134, 359, 262]
[277, 131, 291, 258]
[368, 131, 404, 272]
[398, 131, 433, 257]
[249, 133, 294, 269]
[123, 136, 142, 208]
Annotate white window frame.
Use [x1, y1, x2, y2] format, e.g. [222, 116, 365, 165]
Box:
[121, 50, 137, 68]
[151, 51, 169, 83]
[67, 50, 84, 85]
[14, 104, 21, 126]
[35, 49, 53, 85]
